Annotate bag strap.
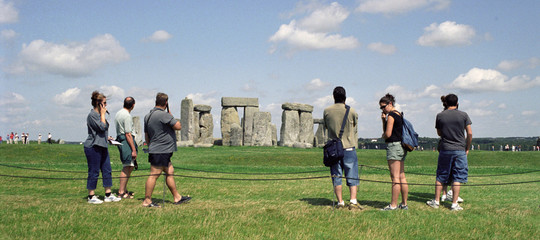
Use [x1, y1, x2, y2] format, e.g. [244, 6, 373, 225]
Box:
[144, 108, 158, 134]
[338, 105, 350, 139]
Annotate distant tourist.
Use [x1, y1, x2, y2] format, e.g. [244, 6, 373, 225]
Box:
[83, 90, 121, 204]
[38, 133, 42, 144]
[379, 93, 408, 211]
[14, 133, 18, 144]
[323, 86, 362, 210]
[142, 92, 190, 208]
[47, 133, 52, 144]
[427, 94, 472, 211]
[115, 96, 138, 199]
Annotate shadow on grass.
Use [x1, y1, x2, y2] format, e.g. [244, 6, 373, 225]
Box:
[408, 191, 432, 203]
[300, 198, 333, 206]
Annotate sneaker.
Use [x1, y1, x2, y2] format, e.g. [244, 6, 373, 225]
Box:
[398, 203, 408, 210]
[441, 194, 448, 202]
[446, 190, 464, 203]
[381, 204, 397, 211]
[335, 203, 346, 209]
[88, 195, 103, 204]
[426, 199, 439, 209]
[348, 202, 365, 210]
[451, 204, 463, 211]
[104, 193, 121, 202]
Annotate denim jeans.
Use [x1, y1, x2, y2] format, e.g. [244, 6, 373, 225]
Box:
[331, 148, 359, 187]
[437, 150, 468, 184]
[84, 146, 113, 190]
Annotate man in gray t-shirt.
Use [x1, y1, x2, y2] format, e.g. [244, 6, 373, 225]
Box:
[141, 92, 191, 207]
[427, 94, 472, 211]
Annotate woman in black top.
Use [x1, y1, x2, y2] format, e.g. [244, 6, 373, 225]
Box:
[379, 93, 408, 210]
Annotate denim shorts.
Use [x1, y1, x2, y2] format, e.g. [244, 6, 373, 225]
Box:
[436, 150, 468, 184]
[148, 153, 173, 167]
[386, 141, 407, 161]
[330, 148, 359, 187]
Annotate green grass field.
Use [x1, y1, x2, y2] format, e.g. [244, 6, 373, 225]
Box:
[0, 144, 538, 239]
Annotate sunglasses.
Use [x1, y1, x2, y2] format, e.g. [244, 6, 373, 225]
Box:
[380, 105, 387, 110]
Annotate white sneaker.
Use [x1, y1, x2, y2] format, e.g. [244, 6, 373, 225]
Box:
[451, 204, 463, 211]
[88, 195, 103, 204]
[446, 190, 464, 203]
[426, 199, 439, 209]
[104, 193, 121, 202]
[441, 194, 448, 202]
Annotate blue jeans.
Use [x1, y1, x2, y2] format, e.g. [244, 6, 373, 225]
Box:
[437, 150, 468, 184]
[84, 146, 113, 190]
[330, 148, 359, 187]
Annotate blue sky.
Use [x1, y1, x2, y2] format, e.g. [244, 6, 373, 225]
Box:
[1, 0, 539, 141]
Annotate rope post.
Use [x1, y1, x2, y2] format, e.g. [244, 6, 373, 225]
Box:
[358, 165, 363, 199]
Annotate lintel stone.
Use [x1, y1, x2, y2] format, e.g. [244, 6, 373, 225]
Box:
[221, 97, 259, 107]
[281, 103, 313, 112]
[194, 104, 212, 112]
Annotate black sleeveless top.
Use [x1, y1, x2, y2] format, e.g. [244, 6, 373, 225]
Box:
[385, 111, 403, 143]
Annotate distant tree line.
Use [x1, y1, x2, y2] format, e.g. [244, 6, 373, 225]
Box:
[358, 137, 540, 151]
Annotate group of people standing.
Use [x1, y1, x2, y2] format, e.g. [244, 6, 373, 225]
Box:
[324, 87, 472, 211]
[83, 87, 472, 211]
[3, 132, 52, 144]
[83, 91, 190, 207]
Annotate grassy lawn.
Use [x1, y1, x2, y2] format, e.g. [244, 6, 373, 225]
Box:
[0, 144, 538, 239]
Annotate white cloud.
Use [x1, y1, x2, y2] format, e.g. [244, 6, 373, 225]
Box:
[367, 42, 397, 55]
[498, 103, 506, 109]
[449, 68, 540, 92]
[297, 2, 349, 33]
[142, 30, 173, 43]
[356, 0, 450, 14]
[0, 91, 26, 106]
[499, 57, 540, 71]
[186, 91, 219, 106]
[1, 29, 17, 41]
[269, 2, 358, 54]
[305, 78, 330, 92]
[467, 108, 494, 117]
[497, 60, 523, 71]
[314, 95, 333, 110]
[522, 110, 536, 116]
[16, 34, 129, 77]
[53, 88, 81, 106]
[417, 21, 476, 47]
[379, 84, 443, 101]
[0, 0, 18, 24]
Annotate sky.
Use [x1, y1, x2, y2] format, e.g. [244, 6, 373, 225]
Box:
[1, 0, 539, 142]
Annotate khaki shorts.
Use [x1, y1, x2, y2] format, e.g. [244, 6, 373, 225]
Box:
[386, 141, 407, 161]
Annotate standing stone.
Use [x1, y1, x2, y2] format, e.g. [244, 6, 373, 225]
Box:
[180, 98, 194, 141]
[298, 112, 314, 144]
[199, 112, 214, 144]
[271, 124, 277, 146]
[252, 112, 272, 146]
[193, 112, 200, 143]
[243, 106, 259, 146]
[221, 107, 240, 146]
[280, 110, 299, 147]
[132, 116, 143, 146]
[230, 123, 243, 146]
[314, 122, 327, 147]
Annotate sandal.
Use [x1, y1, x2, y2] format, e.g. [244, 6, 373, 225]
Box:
[174, 195, 192, 205]
[143, 202, 161, 208]
[118, 192, 133, 199]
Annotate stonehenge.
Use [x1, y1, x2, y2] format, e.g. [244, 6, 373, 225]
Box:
[220, 97, 276, 147]
[179, 97, 214, 147]
[135, 96, 349, 149]
[279, 103, 315, 148]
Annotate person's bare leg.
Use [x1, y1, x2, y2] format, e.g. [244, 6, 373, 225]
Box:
[165, 163, 182, 202]
[142, 166, 162, 206]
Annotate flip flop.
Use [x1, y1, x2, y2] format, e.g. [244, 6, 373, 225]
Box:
[118, 192, 133, 199]
[143, 202, 161, 208]
[173, 196, 192, 205]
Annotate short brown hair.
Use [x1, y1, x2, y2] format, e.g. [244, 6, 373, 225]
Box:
[155, 92, 168, 106]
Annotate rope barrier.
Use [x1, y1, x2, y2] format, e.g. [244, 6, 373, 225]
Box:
[1, 162, 538, 177]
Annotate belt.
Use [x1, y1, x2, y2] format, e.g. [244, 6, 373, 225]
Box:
[345, 147, 355, 151]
